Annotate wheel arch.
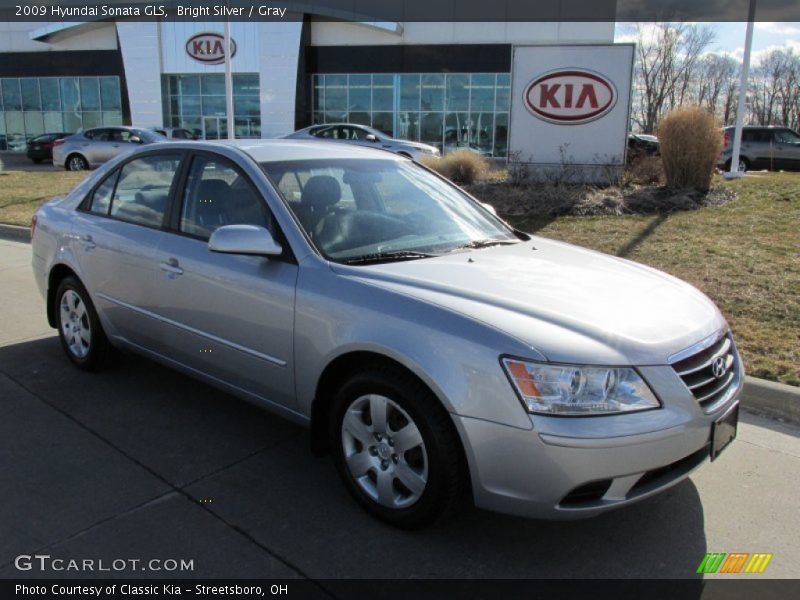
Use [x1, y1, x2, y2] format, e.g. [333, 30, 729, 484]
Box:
[46, 264, 80, 327]
[65, 152, 88, 170]
[309, 350, 460, 458]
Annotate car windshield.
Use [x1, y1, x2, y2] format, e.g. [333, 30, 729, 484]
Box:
[262, 158, 518, 264]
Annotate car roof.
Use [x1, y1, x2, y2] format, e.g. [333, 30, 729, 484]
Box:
[139, 139, 404, 162]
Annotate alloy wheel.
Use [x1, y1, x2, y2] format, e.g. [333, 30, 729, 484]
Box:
[340, 394, 428, 509]
[60, 289, 91, 358]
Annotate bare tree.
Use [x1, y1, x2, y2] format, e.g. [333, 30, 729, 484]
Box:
[747, 49, 800, 128]
[631, 22, 715, 133]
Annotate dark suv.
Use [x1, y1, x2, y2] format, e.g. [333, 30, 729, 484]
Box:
[719, 126, 800, 172]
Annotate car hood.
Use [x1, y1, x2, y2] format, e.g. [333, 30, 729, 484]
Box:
[331, 237, 726, 365]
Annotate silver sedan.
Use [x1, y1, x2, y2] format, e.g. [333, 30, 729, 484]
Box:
[284, 123, 440, 161]
[52, 126, 167, 171]
[31, 140, 741, 528]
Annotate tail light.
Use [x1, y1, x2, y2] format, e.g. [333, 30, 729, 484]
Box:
[30, 214, 37, 240]
[723, 132, 730, 148]
[53, 138, 65, 147]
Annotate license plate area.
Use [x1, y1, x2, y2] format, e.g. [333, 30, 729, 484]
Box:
[710, 404, 738, 461]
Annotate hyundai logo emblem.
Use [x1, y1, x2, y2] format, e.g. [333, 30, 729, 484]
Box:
[712, 356, 728, 379]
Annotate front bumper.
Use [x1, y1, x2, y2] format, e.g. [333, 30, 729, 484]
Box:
[453, 360, 743, 520]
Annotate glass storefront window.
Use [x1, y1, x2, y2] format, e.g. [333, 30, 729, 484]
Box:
[162, 73, 262, 140]
[400, 74, 420, 112]
[324, 75, 347, 112]
[40, 79, 61, 111]
[20, 79, 41, 111]
[372, 75, 394, 112]
[348, 75, 371, 113]
[446, 75, 469, 112]
[59, 78, 80, 112]
[201, 74, 225, 96]
[0, 76, 122, 151]
[470, 74, 495, 112]
[2, 79, 22, 111]
[311, 72, 510, 157]
[421, 74, 444, 111]
[100, 77, 121, 110]
[80, 78, 100, 111]
[495, 73, 510, 112]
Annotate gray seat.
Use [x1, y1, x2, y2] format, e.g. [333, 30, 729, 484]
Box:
[299, 175, 342, 236]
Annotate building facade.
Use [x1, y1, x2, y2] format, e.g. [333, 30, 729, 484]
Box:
[0, 18, 614, 156]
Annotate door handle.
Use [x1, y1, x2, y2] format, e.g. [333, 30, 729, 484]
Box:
[80, 234, 96, 250]
[159, 258, 184, 276]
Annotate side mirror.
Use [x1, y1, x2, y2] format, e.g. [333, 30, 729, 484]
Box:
[365, 134, 378, 142]
[129, 136, 142, 144]
[208, 225, 283, 257]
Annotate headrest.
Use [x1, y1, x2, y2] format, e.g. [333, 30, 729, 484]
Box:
[301, 175, 341, 209]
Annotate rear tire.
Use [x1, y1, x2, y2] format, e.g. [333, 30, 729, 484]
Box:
[65, 154, 88, 171]
[329, 365, 468, 528]
[725, 157, 749, 173]
[54, 276, 113, 370]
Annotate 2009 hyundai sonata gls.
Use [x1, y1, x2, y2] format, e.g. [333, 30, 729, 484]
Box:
[31, 140, 742, 527]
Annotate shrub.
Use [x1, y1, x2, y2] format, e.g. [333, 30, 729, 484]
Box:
[657, 106, 722, 191]
[623, 155, 664, 186]
[421, 149, 488, 185]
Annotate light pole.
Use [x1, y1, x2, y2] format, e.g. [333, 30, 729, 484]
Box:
[223, 3, 234, 140]
[726, 0, 756, 179]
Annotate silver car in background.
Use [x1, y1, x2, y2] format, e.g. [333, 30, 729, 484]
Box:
[284, 123, 440, 160]
[53, 126, 167, 171]
[31, 140, 741, 528]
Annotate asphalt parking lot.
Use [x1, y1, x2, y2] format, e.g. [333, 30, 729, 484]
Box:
[1, 237, 799, 581]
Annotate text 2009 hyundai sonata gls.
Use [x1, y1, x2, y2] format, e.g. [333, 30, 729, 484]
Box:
[31, 140, 742, 528]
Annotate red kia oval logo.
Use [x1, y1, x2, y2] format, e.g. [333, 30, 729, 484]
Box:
[186, 32, 237, 65]
[524, 69, 617, 124]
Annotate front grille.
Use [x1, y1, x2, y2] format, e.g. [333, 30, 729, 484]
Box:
[672, 332, 738, 412]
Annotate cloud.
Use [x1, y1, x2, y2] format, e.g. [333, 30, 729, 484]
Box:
[754, 22, 800, 36]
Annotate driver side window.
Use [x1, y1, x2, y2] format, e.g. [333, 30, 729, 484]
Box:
[180, 155, 273, 240]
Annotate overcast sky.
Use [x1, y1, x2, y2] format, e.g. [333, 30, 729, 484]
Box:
[615, 22, 800, 62]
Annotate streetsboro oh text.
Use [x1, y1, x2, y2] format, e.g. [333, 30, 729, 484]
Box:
[16, 584, 284, 596]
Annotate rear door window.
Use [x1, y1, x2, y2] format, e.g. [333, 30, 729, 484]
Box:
[108, 154, 182, 228]
[88, 171, 119, 216]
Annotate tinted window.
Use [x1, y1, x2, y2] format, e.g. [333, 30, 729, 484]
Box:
[180, 156, 271, 240]
[109, 155, 181, 227]
[88, 171, 119, 215]
[174, 129, 193, 139]
[775, 129, 800, 144]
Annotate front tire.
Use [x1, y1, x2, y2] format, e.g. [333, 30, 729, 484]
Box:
[55, 276, 113, 370]
[65, 154, 88, 171]
[329, 365, 467, 528]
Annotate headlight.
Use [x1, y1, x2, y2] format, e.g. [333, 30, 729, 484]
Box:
[502, 358, 660, 416]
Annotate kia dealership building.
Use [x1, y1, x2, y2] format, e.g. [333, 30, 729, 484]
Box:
[0, 9, 631, 173]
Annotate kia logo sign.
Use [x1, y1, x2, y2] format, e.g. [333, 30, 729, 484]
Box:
[186, 32, 237, 65]
[524, 69, 617, 125]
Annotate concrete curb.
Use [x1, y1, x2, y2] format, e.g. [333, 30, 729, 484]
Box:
[741, 376, 800, 425]
[0, 223, 30, 243]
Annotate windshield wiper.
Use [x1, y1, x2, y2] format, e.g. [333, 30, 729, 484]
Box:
[341, 251, 438, 265]
[450, 239, 519, 251]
